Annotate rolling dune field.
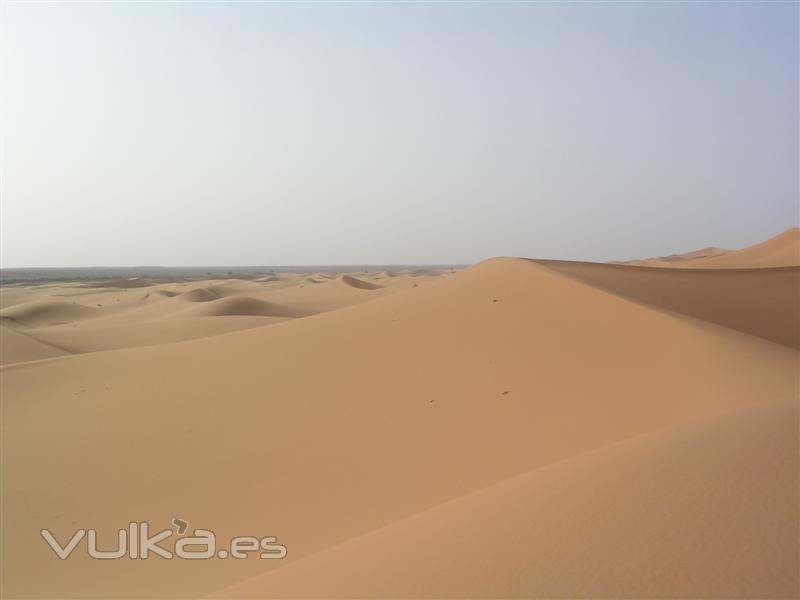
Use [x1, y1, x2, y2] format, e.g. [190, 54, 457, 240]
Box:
[1, 230, 798, 599]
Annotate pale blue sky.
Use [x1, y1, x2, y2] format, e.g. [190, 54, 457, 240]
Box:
[1, 1, 797, 266]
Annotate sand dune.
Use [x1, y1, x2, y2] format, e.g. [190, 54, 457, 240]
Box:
[149, 289, 181, 298]
[0, 272, 444, 363]
[23, 317, 281, 354]
[615, 245, 730, 266]
[339, 274, 384, 290]
[670, 245, 729, 261]
[214, 397, 798, 599]
[186, 296, 311, 318]
[621, 227, 799, 268]
[83, 277, 154, 289]
[0, 300, 101, 328]
[179, 287, 225, 302]
[684, 227, 800, 268]
[245, 275, 413, 314]
[0, 326, 71, 365]
[303, 276, 325, 284]
[537, 260, 799, 348]
[1, 256, 796, 598]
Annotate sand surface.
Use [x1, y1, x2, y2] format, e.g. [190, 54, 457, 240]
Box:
[1, 232, 798, 599]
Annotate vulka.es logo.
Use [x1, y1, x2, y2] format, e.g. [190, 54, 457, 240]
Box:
[40, 518, 287, 560]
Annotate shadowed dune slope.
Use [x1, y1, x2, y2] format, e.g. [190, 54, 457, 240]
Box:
[0, 326, 71, 365]
[213, 398, 798, 599]
[186, 296, 311, 318]
[339, 274, 384, 290]
[179, 287, 224, 302]
[535, 260, 800, 348]
[151, 289, 180, 298]
[177, 283, 264, 303]
[1, 259, 797, 598]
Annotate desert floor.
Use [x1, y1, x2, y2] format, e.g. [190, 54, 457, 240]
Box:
[1, 229, 798, 599]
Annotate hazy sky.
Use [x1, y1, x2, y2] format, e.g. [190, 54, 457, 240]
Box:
[1, 1, 797, 267]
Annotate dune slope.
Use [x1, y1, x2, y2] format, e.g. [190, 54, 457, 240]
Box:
[339, 274, 384, 290]
[0, 272, 442, 362]
[214, 397, 798, 599]
[25, 317, 282, 354]
[536, 260, 800, 348]
[183, 296, 310, 318]
[0, 326, 71, 365]
[0, 301, 101, 328]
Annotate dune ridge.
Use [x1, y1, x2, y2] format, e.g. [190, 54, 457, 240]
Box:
[187, 296, 311, 319]
[0, 326, 72, 365]
[179, 287, 225, 302]
[620, 227, 799, 268]
[536, 260, 800, 348]
[339, 274, 384, 290]
[0, 300, 100, 328]
[684, 227, 800, 268]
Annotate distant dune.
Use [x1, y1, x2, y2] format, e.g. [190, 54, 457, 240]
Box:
[614, 245, 730, 267]
[621, 227, 799, 268]
[187, 296, 311, 318]
[179, 287, 222, 302]
[0, 300, 100, 328]
[0, 270, 447, 360]
[339, 274, 384, 290]
[148, 289, 180, 298]
[671, 245, 729, 261]
[83, 277, 154, 289]
[684, 227, 799, 268]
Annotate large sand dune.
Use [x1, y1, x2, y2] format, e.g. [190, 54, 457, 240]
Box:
[1, 233, 797, 598]
[214, 397, 798, 599]
[536, 261, 799, 348]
